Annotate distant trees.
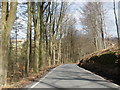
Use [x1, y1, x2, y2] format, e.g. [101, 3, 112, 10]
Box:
[61, 17, 77, 63]
[80, 2, 106, 51]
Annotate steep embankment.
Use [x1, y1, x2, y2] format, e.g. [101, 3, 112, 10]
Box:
[78, 47, 120, 85]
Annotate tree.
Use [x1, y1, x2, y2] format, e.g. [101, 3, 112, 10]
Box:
[26, 1, 32, 76]
[113, 0, 120, 49]
[32, 2, 40, 72]
[79, 2, 105, 50]
[0, 1, 18, 85]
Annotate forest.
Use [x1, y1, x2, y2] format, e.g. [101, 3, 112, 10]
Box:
[0, 0, 120, 88]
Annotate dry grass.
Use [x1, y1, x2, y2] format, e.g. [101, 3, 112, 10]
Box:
[81, 46, 119, 61]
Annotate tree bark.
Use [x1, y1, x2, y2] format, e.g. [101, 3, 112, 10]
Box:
[113, 0, 120, 49]
[0, 1, 17, 85]
[26, 1, 32, 76]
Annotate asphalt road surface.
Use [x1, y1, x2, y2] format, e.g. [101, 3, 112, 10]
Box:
[25, 64, 120, 89]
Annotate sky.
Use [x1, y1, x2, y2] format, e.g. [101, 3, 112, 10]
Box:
[104, 2, 118, 37]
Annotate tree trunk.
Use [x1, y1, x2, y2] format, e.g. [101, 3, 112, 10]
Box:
[0, 1, 17, 85]
[26, 1, 32, 76]
[39, 2, 44, 68]
[113, 0, 120, 49]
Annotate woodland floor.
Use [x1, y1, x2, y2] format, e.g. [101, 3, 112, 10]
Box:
[0, 64, 60, 89]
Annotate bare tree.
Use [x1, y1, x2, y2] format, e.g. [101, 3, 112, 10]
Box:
[113, 0, 120, 49]
[0, 1, 18, 85]
[80, 2, 105, 50]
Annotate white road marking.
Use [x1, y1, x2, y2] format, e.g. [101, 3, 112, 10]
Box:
[28, 64, 119, 89]
[79, 66, 120, 87]
[30, 65, 62, 88]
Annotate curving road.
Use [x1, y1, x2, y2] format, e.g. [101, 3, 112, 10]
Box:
[25, 64, 120, 89]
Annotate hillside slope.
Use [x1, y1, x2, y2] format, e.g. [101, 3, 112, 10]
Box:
[78, 47, 120, 85]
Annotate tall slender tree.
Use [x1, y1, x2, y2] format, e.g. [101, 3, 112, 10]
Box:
[113, 0, 120, 49]
[26, 1, 32, 76]
[0, 0, 18, 85]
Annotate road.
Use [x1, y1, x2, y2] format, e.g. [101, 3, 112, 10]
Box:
[25, 64, 120, 89]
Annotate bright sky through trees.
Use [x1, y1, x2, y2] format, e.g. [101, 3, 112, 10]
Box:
[8, 1, 118, 40]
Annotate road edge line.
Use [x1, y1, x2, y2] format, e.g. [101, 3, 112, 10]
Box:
[30, 65, 62, 88]
[77, 65, 120, 88]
